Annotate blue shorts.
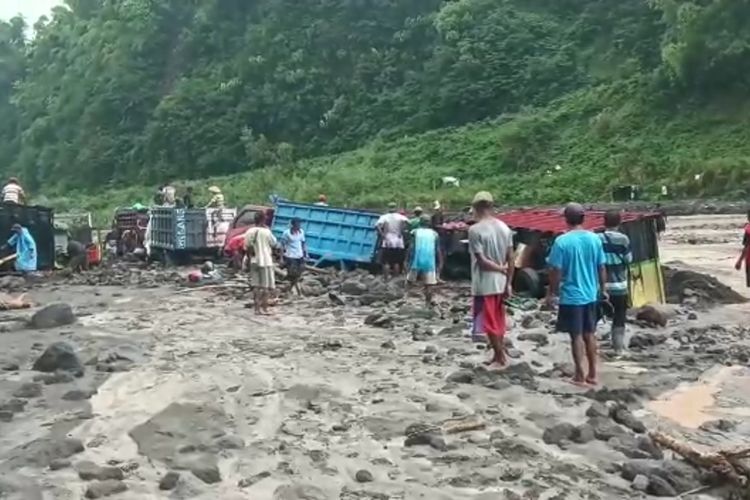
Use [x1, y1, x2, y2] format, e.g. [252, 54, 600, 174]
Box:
[557, 303, 598, 337]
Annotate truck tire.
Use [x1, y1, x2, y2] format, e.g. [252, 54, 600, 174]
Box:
[514, 267, 543, 298]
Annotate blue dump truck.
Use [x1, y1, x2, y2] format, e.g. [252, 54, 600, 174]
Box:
[270, 201, 381, 268]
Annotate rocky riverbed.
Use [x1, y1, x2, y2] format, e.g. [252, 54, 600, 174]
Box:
[0, 218, 749, 500]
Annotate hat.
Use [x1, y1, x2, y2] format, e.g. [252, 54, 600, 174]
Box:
[414, 206, 423, 213]
[208, 186, 221, 194]
[318, 194, 327, 202]
[472, 191, 494, 205]
[387, 202, 397, 210]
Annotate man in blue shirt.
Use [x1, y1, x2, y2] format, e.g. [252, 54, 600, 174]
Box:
[280, 218, 307, 295]
[406, 215, 443, 307]
[546, 203, 607, 386]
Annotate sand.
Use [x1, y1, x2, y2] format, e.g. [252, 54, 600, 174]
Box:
[0, 216, 748, 499]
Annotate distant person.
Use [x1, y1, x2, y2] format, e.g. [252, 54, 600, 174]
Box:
[655, 203, 667, 237]
[430, 200, 445, 229]
[314, 194, 329, 207]
[735, 210, 750, 288]
[67, 240, 89, 273]
[280, 218, 307, 295]
[546, 203, 607, 386]
[600, 210, 632, 356]
[153, 185, 165, 205]
[468, 191, 514, 368]
[162, 181, 176, 207]
[183, 187, 195, 209]
[3, 224, 37, 272]
[2, 177, 25, 204]
[244, 211, 277, 315]
[376, 202, 409, 279]
[206, 186, 225, 208]
[406, 215, 443, 307]
[409, 206, 424, 230]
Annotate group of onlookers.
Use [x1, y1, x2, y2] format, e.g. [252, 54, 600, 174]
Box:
[154, 183, 225, 209]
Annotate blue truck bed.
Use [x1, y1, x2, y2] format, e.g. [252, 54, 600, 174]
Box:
[271, 202, 380, 264]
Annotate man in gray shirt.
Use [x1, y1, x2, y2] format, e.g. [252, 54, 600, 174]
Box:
[469, 191, 514, 368]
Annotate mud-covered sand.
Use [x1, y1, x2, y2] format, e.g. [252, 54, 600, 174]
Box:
[0, 218, 748, 500]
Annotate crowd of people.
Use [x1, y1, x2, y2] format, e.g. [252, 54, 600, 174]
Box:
[153, 182, 226, 209]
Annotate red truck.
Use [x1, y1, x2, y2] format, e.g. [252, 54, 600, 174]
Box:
[222, 204, 275, 267]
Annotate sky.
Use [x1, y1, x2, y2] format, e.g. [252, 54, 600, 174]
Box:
[0, 0, 61, 22]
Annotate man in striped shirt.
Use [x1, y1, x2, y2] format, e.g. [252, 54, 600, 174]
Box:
[599, 210, 633, 355]
[2, 177, 25, 204]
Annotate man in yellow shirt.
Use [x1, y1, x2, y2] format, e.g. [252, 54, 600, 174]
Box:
[244, 211, 277, 315]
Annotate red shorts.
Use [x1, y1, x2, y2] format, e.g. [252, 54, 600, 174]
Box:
[472, 295, 506, 341]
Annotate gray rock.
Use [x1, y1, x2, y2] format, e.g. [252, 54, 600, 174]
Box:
[0, 410, 13, 422]
[76, 461, 124, 481]
[32, 342, 84, 375]
[632, 474, 649, 492]
[328, 292, 345, 306]
[33, 372, 75, 385]
[191, 463, 221, 484]
[84, 480, 127, 498]
[159, 471, 180, 491]
[213, 435, 244, 450]
[364, 313, 393, 328]
[517, 332, 548, 345]
[62, 389, 95, 401]
[273, 483, 328, 500]
[609, 436, 651, 459]
[637, 435, 663, 459]
[341, 281, 368, 296]
[30, 304, 76, 329]
[1, 361, 19, 371]
[585, 401, 610, 419]
[12, 382, 42, 399]
[380, 340, 395, 350]
[648, 475, 678, 497]
[446, 370, 474, 384]
[542, 422, 576, 446]
[612, 407, 647, 434]
[0, 398, 27, 413]
[499, 466, 523, 481]
[355, 469, 373, 483]
[571, 424, 595, 444]
[238, 471, 271, 488]
[588, 417, 626, 441]
[49, 458, 71, 470]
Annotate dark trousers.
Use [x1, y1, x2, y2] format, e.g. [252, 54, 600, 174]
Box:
[609, 294, 628, 328]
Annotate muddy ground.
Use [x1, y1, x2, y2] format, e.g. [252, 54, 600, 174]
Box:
[0, 216, 748, 500]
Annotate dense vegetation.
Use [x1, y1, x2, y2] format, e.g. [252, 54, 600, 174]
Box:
[1, 0, 750, 213]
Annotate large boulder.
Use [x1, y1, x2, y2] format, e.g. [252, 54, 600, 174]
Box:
[635, 304, 677, 327]
[542, 422, 576, 446]
[29, 304, 76, 329]
[32, 342, 84, 376]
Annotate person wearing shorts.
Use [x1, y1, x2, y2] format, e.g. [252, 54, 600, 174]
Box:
[546, 203, 607, 386]
[244, 211, 277, 315]
[406, 215, 443, 307]
[376, 202, 409, 279]
[468, 191, 514, 368]
[280, 218, 307, 295]
[600, 210, 633, 356]
[734, 210, 750, 287]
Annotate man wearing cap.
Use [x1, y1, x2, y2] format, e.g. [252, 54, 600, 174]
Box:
[376, 202, 409, 279]
[546, 203, 607, 386]
[206, 186, 225, 208]
[409, 206, 424, 231]
[469, 191, 514, 368]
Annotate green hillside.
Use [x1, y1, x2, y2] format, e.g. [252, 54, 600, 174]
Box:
[1, 0, 750, 214]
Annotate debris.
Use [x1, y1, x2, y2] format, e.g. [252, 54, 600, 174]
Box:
[542, 422, 576, 446]
[12, 382, 42, 399]
[663, 266, 747, 308]
[76, 461, 125, 481]
[0, 292, 30, 310]
[30, 303, 76, 329]
[442, 415, 486, 434]
[636, 304, 672, 327]
[238, 471, 271, 488]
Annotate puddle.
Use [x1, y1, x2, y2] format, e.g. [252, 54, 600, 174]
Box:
[648, 366, 750, 428]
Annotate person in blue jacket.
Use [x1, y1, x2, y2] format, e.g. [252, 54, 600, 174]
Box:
[5, 224, 37, 272]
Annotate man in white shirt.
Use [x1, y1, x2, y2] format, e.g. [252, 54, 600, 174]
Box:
[2, 177, 25, 204]
[376, 202, 409, 280]
[244, 211, 278, 315]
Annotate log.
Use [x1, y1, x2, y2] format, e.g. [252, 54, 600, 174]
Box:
[649, 431, 747, 485]
[442, 416, 486, 435]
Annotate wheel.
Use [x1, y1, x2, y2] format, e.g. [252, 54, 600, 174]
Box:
[514, 267, 543, 298]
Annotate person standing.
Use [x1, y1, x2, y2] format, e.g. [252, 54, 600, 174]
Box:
[183, 187, 195, 209]
[468, 192, 514, 368]
[600, 210, 632, 355]
[734, 210, 750, 287]
[376, 202, 409, 279]
[314, 194, 329, 206]
[406, 215, 443, 307]
[4, 224, 37, 272]
[206, 186, 225, 208]
[409, 206, 424, 231]
[280, 218, 307, 295]
[162, 181, 176, 207]
[2, 177, 25, 204]
[244, 211, 277, 315]
[546, 203, 607, 386]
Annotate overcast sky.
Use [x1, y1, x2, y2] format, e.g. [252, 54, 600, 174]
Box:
[0, 0, 61, 23]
